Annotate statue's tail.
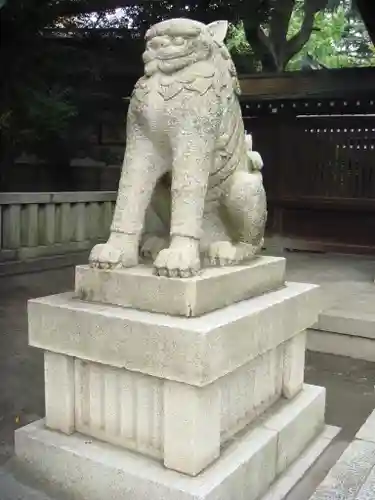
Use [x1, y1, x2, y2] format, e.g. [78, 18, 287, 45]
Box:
[247, 150, 264, 172]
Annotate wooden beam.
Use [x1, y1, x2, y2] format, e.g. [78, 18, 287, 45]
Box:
[239, 67, 375, 99]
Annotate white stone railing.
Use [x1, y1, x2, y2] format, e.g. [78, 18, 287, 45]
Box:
[0, 192, 117, 262]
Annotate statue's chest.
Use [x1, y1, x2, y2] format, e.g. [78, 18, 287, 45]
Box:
[131, 77, 197, 132]
[132, 78, 173, 118]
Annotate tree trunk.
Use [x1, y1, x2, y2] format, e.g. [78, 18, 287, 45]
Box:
[243, 0, 329, 72]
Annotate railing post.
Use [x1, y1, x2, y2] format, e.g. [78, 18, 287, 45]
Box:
[0, 192, 116, 264]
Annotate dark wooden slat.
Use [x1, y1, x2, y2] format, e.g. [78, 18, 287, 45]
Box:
[239, 68, 375, 100]
[268, 197, 375, 211]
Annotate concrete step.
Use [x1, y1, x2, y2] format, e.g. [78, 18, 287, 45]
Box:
[318, 284, 375, 339]
[307, 282, 375, 362]
[309, 410, 375, 500]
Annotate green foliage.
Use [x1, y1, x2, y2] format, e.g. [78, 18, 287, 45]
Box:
[286, 2, 375, 69]
[226, 22, 251, 54]
[226, 0, 375, 71]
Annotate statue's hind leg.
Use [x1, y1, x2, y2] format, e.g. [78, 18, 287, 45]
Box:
[211, 170, 267, 264]
[200, 202, 232, 265]
[89, 122, 167, 270]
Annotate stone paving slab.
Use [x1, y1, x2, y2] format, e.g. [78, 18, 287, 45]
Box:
[309, 410, 375, 500]
[356, 465, 375, 500]
[309, 439, 375, 500]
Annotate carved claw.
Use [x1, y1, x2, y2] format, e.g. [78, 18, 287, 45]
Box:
[89, 240, 138, 270]
[89, 243, 122, 269]
[207, 241, 239, 266]
[153, 247, 200, 278]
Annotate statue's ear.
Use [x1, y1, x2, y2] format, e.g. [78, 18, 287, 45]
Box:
[207, 21, 229, 43]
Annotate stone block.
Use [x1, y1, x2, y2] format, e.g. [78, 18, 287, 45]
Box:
[262, 425, 341, 500]
[15, 420, 277, 500]
[318, 309, 375, 340]
[40, 348, 283, 461]
[263, 384, 326, 475]
[282, 331, 306, 399]
[28, 282, 320, 387]
[14, 384, 326, 500]
[220, 345, 284, 442]
[44, 352, 75, 435]
[73, 360, 164, 459]
[75, 256, 286, 317]
[307, 329, 375, 363]
[164, 381, 220, 476]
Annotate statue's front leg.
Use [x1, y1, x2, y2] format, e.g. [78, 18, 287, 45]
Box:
[140, 177, 171, 261]
[90, 125, 166, 269]
[153, 131, 215, 278]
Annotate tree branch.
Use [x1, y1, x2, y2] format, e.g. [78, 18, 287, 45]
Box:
[243, 19, 279, 72]
[285, 0, 328, 62]
[269, 0, 295, 49]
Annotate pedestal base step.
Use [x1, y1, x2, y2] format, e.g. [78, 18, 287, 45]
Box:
[14, 385, 329, 500]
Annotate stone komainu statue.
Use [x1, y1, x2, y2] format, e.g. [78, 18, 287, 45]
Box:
[90, 18, 267, 278]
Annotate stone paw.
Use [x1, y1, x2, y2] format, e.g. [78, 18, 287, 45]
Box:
[207, 241, 239, 266]
[153, 247, 200, 278]
[140, 236, 168, 261]
[89, 240, 138, 270]
[235, 241, 261, 261]
[89, 243, 122, 270]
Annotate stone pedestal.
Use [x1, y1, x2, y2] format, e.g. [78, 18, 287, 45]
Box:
[16, 256, 330, 500]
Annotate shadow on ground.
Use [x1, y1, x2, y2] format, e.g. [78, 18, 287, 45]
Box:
[0, 267, 74, 465]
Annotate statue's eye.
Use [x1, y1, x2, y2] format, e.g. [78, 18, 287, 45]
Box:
[174, 37, 185, 46]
